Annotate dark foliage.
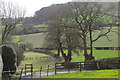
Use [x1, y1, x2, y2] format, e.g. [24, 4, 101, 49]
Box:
[2, 45, 17, 77]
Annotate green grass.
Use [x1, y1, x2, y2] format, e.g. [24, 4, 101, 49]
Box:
[18, 52, 60, 72]
[52, 50, 119, 62]
[23, 52, 49, 58]
[13, 33, 46, 48]
[29, 69, 119, 79]
[33, 24, 48, 28]
[13, 27, 119, 48]
[42, 69, 119, 78]
[91, 27, 119, 47]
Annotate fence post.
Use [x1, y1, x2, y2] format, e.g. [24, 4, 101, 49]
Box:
[19, 68, 23, 80]
[55, 63, 57, 74]
[8, 71, 11, 80]
[40, 66, 42, 77]
[79, 62, 82, 71]
[25, 65, 26, 75]
[31, 64, 33, 79]
[47, 65, 49, 76]
[68, 63, 70, 73]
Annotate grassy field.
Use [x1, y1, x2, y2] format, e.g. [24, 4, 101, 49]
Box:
[33, 24, 48, 28]
[52, 50, 119, 62]
[18, 52, 60, 72]
[91, 27, 119, 47]
[41, 69, 119, 78]
[13, 33, 46, 48]
[13, 27, 119, 48]
[18, 50, 119, 69]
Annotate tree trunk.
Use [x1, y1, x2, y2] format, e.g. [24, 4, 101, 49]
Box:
[67, 37, 72, 62]
[89, 29, 93, 56]
[83, 35, 88, 61]
[59, 43, 68, 62]
[56, 48, 60, 58]
[89, 27, 95, 60]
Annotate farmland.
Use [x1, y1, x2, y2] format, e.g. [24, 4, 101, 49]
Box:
[17, 50, 119, 69]
[41, 69, 119, 78]
[13, 26, 119, 48]
[18, 52, 60, 71]
[1, 2, 119, 79]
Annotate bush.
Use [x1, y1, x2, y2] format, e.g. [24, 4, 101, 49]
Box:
[2, 45, 17, 77]
[10, 43, 24, 66]
[84, 60, 98, 70]
[62, 62, 79, 69]
[98, 57, 120, 69]
[84, 57, 120, 70]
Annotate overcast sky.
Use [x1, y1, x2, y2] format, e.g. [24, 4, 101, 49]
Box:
[4, 0, 72, 17]
[4, 0, 119, 17]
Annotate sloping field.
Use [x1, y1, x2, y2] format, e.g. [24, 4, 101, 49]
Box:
[13, 27, 119, 48]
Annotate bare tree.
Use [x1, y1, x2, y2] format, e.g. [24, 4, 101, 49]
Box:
[71, 2, 117, 61]
[0, 1, 25, 44]
[44, 4, 82, 62]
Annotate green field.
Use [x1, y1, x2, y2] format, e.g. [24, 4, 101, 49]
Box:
[18, 50, 119, 69]
[41, 69, 119, 78]
[33, 24, 48, 28]
[18, 52, 60, 71]
[52, 50, 119, 62]
[91, 27, 119, 47]
[13, 27, 119, 48]
[13, 33, 46, 48]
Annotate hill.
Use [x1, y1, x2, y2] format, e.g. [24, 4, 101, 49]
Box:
[23, 2, 118, 25]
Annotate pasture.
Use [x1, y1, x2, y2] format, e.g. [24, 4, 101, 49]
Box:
[18, 52, 60, 72]
[41, 69, 119, 78]
[13, 33, 46, 48]
[52, 50, 119, 62]
[18, 50, 119, 70]
[33, 24, 48, 28]
[13, 26, 119, 48]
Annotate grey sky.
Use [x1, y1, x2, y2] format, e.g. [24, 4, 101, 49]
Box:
[5, 0, 120, 17]
[4, 0, 72, 17]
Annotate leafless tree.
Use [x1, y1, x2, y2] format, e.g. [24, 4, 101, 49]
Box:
[71, 2, 117, 61]
[44, 4, 82, 62]
[0, 1, 25, 44]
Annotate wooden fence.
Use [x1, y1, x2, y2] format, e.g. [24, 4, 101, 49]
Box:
[2, 60, 119, 79]
[54, 61, 120, 74]
[24, 64, 33, 79]
[55, 62, 85, 74]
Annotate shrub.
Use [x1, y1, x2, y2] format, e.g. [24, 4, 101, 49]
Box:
[84, 60, 98, 70]
[62, 62, 79, 69]
[10, 43, 24, 66]
[2, 45, 17, 77]
[98, 57, 120, 69]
